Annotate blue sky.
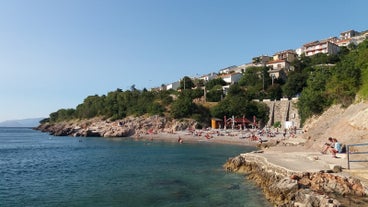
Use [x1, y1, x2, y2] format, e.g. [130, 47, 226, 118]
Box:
[0, 0, 367, 122]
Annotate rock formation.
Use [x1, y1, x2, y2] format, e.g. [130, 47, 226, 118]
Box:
[36, 116, 198, 138]
[224, 154, 367, 207]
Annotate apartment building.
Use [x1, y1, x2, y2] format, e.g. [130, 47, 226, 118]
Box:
[273, 49, 297, 62]
[340, 30, 359, 40]
[303, 40, 340, 57]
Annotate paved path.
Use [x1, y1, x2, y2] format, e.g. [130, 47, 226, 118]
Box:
[250, 144, 368, 185]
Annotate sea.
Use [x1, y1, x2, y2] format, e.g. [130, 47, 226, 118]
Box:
[0, 127, 272, 207]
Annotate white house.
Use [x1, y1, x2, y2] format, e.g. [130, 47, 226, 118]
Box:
[303, 40, 340, 57]
[166, 81, 180, 90]
[295, 47, 304, 57]
[340, 30, 359, 40]
[218, 65, 238, 74]
[266, 59, 290, 71]
[266, 59, 289, 81]
[198, 72, 218, 82]
[219, 73, 242, 84]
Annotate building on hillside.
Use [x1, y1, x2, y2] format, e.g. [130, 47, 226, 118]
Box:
[198, 72, 218, 82]
[218, 65, 238, 74]
[340, 30, 359, 40]
[150, 85, 166, 92]
[303, 40, 340, 57]
[234, 64, 249, 73]
[273, 49, 297, 62]
[266, 59, 291, 71]
[219, 73, 243, 84]
[266, 60, 289, 82]
[334, 38, 356, 47]
[166, 81, 180, 90]
[268, 68, 287, 83]
[232, 65, 247, 74]
[295, 47, 304, 57]
[252, 55, 272, 66]
[237, 60, 267, 73]
[352, 31, 368, 45]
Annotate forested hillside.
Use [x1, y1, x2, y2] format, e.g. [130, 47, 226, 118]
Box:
[41, 40, 368, 127]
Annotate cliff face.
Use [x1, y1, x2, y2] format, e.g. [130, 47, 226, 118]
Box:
[224, 154, 367, 207]
[36, 116, 198, 137]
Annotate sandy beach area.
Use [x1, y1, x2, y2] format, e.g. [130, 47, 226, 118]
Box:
[137, 128, 293, 147]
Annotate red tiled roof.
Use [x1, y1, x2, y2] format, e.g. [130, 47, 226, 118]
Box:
[266, 59, 286, 64]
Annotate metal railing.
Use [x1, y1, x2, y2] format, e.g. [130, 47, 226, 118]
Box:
[347, 143, 368, 169]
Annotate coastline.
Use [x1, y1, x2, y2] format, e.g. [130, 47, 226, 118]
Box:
[138, 129, 368, 206]
[35, 103, 368, 207]
[136, 129, 267, 147]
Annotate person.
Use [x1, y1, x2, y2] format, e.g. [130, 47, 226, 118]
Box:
[178, 136, 183, 144]
[321, 137, 334, 154]
[331, 138, 342, 155]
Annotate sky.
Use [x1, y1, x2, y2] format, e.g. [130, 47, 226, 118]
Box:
[0, 0, 367, 122]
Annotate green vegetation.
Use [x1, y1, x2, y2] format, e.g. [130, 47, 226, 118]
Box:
[205, 78, 227, 102]
[210, 84, 269, 125]
[297, 40, 368, 123]
[42, 39, 368, 127]
[273, 121, 281, 128]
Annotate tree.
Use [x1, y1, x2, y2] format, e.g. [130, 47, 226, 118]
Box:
[206, 85, 224, 102]
[238, 66, 262, 87]
[180, 76, 194, 90]
[297, 69, 332, 123]
[282, 71, 308, 98]
[267, 83, 282, 100]
[170, 96, 196, 118]
[205, 78, 227, 90]
[325, 52, 361, 106]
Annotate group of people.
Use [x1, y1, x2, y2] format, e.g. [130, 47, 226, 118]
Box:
[321, 137, 342, 158]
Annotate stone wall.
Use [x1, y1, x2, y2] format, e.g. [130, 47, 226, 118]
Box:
[257, 98, 301, 128]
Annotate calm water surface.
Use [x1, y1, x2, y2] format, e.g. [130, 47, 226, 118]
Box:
[0, 127, 271, 207]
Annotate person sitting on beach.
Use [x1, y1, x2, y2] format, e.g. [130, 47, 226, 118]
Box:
[321, 137, 334, 154]
[331, 138, 342, 156]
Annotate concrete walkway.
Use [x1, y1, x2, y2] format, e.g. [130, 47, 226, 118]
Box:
[247, 144, 368, 185]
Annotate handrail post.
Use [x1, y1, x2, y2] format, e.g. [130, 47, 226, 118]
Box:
[347, 145, 350, 170]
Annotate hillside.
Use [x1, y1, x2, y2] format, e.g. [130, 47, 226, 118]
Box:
[301, 101, 368, 151]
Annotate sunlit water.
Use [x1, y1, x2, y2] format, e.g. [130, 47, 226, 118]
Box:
[0, 127, 271, 207]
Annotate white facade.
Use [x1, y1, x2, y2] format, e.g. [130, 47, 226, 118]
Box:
[352, 31, 368, 45]
[303, 40, 340, 57]
[198, 72, 218, 81]
[340, 30, 359, 40]
[266, 60, 290, 71]
[220, 73, 242, 84]
[218, 65, 237, 74]
[166, 81, 180, 90]
[295, 47, 304, 56]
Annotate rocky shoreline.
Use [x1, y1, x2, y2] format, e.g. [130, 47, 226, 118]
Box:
[36, 116, 198, 138]
[224, 153, 368, 207]
[36, 102, 368, 206]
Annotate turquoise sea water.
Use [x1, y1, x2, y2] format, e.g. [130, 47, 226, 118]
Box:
[0, 127, 271, 207]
